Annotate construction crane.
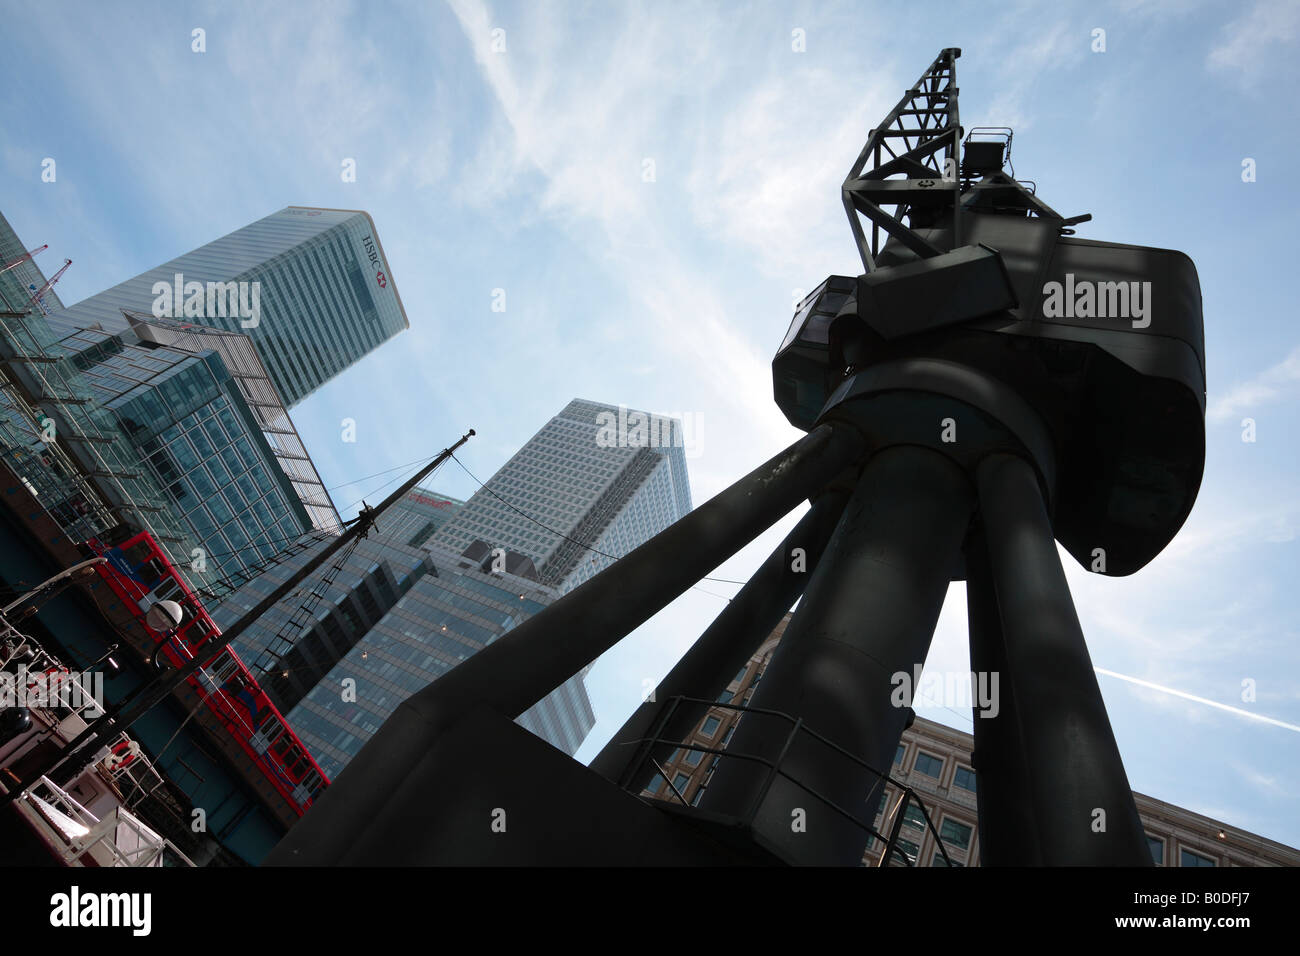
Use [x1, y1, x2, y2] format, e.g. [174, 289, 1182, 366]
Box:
[25, 258, 71, 315]
[0, 243, 48, 276]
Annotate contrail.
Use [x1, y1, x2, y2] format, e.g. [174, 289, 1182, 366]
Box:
[1095, 667, 1300, 734]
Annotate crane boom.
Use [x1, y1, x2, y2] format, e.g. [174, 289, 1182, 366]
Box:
[25, 258, 71, 315]
[1, 243, 48, 276]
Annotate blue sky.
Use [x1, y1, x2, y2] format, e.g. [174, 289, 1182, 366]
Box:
[3, 0, 1298, 848]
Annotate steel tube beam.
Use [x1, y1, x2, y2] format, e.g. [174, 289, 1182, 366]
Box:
[698, 444, 975, 866]
[267, 423, 865, 864]
[965, 521, 1042, 865]
[975, 453, 1151, 866]
[589, 488, 851, 790]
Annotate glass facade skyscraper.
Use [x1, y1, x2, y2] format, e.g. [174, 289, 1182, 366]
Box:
[208, 398, 695, 778]
[2, 310, 333, 585]
[80, 339, 315, 576]
[212, 487, 465, 695]
[210, 486, 590, 774]
[0, 206, 392, 587]
[287, 547, 592, 776]
[45, 206, 409, 407]
[432, 398, 693, 593]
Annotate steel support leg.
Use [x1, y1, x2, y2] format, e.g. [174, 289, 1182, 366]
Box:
[267, 423, 864, 865]
[975, 453, 1151, 866]
[698, 444, 974, 866]
[965, 521, 1042, 865]
[589, 488, 850, 791]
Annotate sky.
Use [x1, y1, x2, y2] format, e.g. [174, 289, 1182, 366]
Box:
[2, 0, 1298, 849]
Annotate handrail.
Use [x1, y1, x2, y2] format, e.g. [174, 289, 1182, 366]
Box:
[22, 775, 195, 867]
[622, 694, 954, 867]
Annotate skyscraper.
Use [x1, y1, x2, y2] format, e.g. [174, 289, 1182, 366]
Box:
[432, 398, 693, 593]
[46, 206, 408, 407]
[1, 206, 400, 583]
[286, 544, 592, 776]
[210, 487, 592, 775]
[213, 488, 465, 703]
[2, 310, 338, 584]
[212, 398, 696, 776]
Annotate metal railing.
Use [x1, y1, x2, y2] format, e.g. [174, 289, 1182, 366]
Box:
[623, 694, 954, 867]
[19, 775, 195, 867]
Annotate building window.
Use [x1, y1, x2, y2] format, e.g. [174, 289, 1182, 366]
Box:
[684, 749, 703, 767]
[953, 766, 977, 793]
[734, 665, 749, 684]
[914, 751, 943, 778]
[717, 690, 733, 704]
[933, 852, 963, 867]
[1146, 835, 1165, 865]
[1180, 848, 1217, 867]
[903, 804, 927, 830]
[671, 773, 691, 796]
[939, 818, 973, 851]
[700, 715, 721, 737]
[894, 744, 905, 765]
[892, 839, 920, 866]
[646, 773, 664, 794]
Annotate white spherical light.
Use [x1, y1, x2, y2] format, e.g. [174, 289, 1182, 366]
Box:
[145, 600, 184, 632]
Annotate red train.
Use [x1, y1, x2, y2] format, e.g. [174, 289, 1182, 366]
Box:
[86, 530, 329, 816]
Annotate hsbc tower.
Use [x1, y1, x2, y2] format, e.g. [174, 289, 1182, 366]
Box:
[46, 206, 409, 407]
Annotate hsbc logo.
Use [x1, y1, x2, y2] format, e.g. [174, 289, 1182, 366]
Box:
[361, 235, 387, 289]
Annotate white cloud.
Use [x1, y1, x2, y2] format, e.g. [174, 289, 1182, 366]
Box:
[685, 67, 893, 283]
[1230, 761, 1288, 797]
[1207, 344, 1300, 423]
[1208, 0, 1300, 86]
[974, 21, 1081, 133]
[445, 0, 798, 460]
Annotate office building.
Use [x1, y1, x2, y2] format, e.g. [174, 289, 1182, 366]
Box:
[0, 210, 65, 315]
[1, 212, 131, 554]
[432, 398, 693, 593]
[863, 716, 1300, 867]
[1, 208, 360, 582]
[377, 487, 464, 550]
[44, 206, 408, 407]
[210, 494, 592, 776]
[8, 315, 334, 582]
[213, 397, 699, 775]
[639, 617, 789, 810]
[642, 616, 1300, 867]
[211, 488, 447, 702]
[286, 546, 593, 776]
